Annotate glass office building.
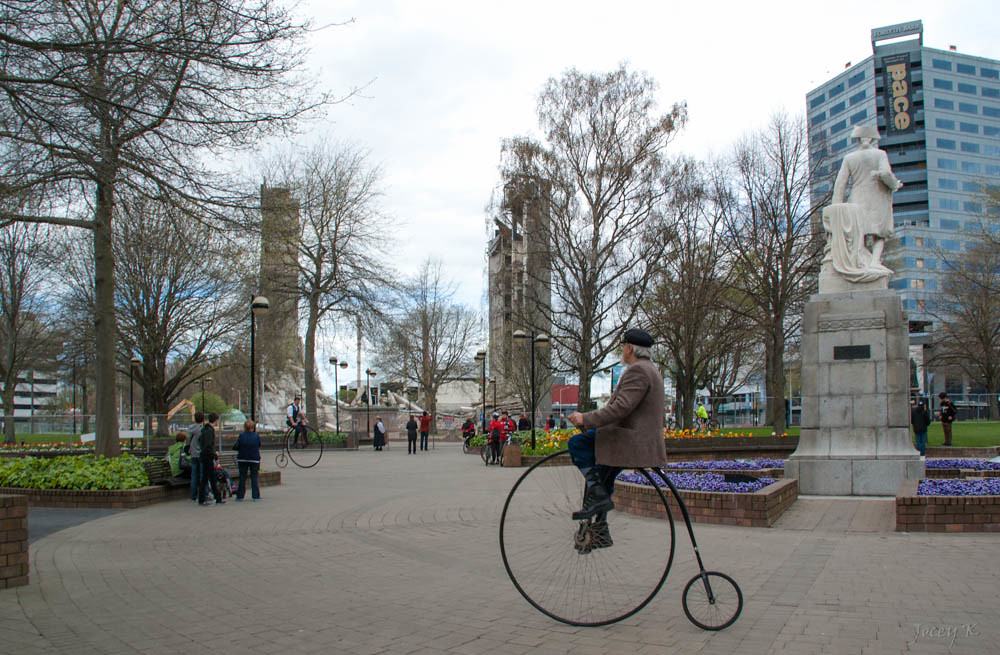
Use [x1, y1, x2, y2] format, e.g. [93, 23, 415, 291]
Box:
[806, 20, 1000, 335]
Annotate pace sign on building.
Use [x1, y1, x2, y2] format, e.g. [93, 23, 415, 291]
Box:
[882, 53, 914, 135]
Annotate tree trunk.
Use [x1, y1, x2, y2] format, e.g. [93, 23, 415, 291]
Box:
[577, 357, 593, 416]
[989, 380, 999, 421]
[676, 377, 696, 431]
[94, 180, 121, 457]
[2, 386, 15, 444]
[304, 293, 320, 427]
[764, 329, 787, 433]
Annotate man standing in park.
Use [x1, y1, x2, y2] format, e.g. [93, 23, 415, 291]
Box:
[938, 392, 956, 447]
[418, 410, 432, 451]
[185, 411, 206, 502]
[567, 328, 666, 531]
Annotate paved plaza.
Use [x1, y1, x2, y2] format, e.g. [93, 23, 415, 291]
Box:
[1, 443, 997, 654]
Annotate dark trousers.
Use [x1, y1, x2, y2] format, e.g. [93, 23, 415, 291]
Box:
[291, 423, 307, 446]
[567, 430, 622, 494]
[237, 462, 260, 500]
[419, 431, 429, 450]
[942, 421, 953, 446]
[198, 457, 221, 503]
[408, 435, 417, 453]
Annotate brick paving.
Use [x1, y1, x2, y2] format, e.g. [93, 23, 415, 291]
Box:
[0, 444, 997, 654]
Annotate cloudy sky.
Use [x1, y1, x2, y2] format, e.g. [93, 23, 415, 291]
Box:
[291, 0, 998, 389]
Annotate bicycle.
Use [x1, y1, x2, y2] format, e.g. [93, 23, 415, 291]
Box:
[462, 433, 475, 455]
[274, 424, 324, 469]
[481, 440, 503, 466]
[499, 450, 743, 630]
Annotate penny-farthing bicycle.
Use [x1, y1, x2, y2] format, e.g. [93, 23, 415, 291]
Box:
[274, 424, 324, 469]
[499, 450, 743, 630]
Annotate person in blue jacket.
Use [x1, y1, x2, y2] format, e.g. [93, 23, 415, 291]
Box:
[233, 419, 262, 501]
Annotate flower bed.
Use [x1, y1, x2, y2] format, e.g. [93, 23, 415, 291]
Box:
[896, 479, 1000, 532]
[617, 470, 778, 493]
[922, 459, 1000, 480]
[612, 475, 797, 528]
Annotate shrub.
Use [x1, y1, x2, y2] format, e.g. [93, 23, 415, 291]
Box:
[0, 454, 150, 490]
[315, 431, 348, 446]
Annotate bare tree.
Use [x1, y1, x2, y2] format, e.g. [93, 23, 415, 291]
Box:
[713, 113, 827, 432]
[499, 65, 687, 407]
[0, 0, 332, 455]
[261, 142, 390, 425]
[374, 260, 482, 429]
[0, 223, 57, 442]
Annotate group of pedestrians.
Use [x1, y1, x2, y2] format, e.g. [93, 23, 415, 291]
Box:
[169, 411, 263, 503]
[403, 411, 433, 454]
[909, 391, 958, 456]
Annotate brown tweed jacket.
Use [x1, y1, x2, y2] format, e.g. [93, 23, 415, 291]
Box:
[581, 357, 666, 468]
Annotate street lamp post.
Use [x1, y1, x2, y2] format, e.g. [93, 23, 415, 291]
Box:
[513, 330, 550, 450]
[489, 378, 497, 412]
[129, 355, 141, 448]
[365, 368, 377, 437]
[72, 359, 77, 436]
[199, 377, 213, 414]
[329, 357, 348, 437]
[475, 350, 487, 434]
[249, 296, 270, 422]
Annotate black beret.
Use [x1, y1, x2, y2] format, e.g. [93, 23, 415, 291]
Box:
[622, 328, 653, 348]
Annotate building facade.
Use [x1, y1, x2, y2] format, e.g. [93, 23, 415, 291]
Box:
[487, 174, 553, 421]
[806, 20, 1000, 400]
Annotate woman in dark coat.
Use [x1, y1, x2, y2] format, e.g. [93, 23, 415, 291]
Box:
[234, 419, 262, 501]
[373, 415, 386, 451]
[406, 414, 418, 454]
[199, 413, 224, 505]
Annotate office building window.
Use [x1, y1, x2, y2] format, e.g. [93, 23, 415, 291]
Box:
[939, 199, 960, 211]
[958, 102, 978, 114]
[934, 98, 954, 110]
[810, 111, 826, 124]
[828, 82, 844, 97]
[935, 118, 955, 130]
[915, 237, 924, 247]
[985, 126, 1000, 137]
[962, 181, 980, 192]
[959, 122, 979, 133]
[932, 59, 952, 71]
[916, 258, 924, 268]
[938, 178, 958, 190]
[989, 165, 1000, 177]
[957, 63, 976, 75]
[986, 145, 1000, 157]
[982, 67, 1000, 79]
[849, 90, 866, 105]
[830, 119, 847, 134]
[830, 101, 846, 116]
[848, 70, 866, 86]
[933, 78, 953, 90]
[958, 82, 977, 94]
[965, 201, 982, 213]
[810, 93, 825, 108]
[937, 138, 956, 149]
[983, 87, 1000, 98]
[910, 279, 925, 289]
[961, 161, 982, 173]
[984, 106, 1000, 118]
[831, 138, 848, 152]
[961, 142, 980, 154]
[917, 300, 926, 310]
[850, 109, 868, 124]
[937, 158, 957, 170]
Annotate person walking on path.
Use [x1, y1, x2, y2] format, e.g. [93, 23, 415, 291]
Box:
[567, 329, 666, 546]
[199, 413, 224, 504]
[233, 419, 262, 501]
[373, 416, 386, 451]
[938, 392, 956, 447]
[418, 411, 432, 451]
[406, 414, 418, 454]
[186, 412, 206, 502]
[910, 398, 930, 457]
[546, 415, 556, 430]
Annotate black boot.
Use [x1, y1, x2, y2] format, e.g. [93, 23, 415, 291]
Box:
[590, 513, 613, 549]
[572, 469, 614, 520]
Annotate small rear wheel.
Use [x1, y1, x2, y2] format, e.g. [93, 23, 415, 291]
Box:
[682, 571, 743, 631]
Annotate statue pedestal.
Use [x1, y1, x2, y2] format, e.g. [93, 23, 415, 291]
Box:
[785, 290, 924, 495]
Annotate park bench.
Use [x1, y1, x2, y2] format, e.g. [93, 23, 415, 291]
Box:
[143, 451, 279, 497]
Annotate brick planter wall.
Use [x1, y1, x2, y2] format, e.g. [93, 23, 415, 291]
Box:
[0, 470, 281, 509]
[925, 446, 999, 459]
[613, 477, 798, 528]
[0, 494, 28, 588]
[896, 479, 1000, 533]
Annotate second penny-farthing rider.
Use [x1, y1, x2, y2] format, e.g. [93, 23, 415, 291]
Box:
[566, 328, 666, 548]
[286, 394, 308, 448]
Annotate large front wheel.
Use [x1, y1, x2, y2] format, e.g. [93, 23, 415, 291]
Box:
[499, 451, 676, 626]
[284, 426, 324, 468]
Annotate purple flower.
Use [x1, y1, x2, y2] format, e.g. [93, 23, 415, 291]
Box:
[925, 458, 1000, 471]
[617, 470, 775, 493]
[917, 478, 1000, 496]
[660, 458, 784, 470]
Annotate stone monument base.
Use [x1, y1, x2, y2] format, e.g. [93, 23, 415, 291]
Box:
[787, 289, 923, 496]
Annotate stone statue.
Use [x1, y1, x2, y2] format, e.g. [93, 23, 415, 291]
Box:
[820, 125, 903, 290]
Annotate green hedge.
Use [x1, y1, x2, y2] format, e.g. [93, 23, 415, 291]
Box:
[0, 454, 150, 490]
[315, 431, 349, 446]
